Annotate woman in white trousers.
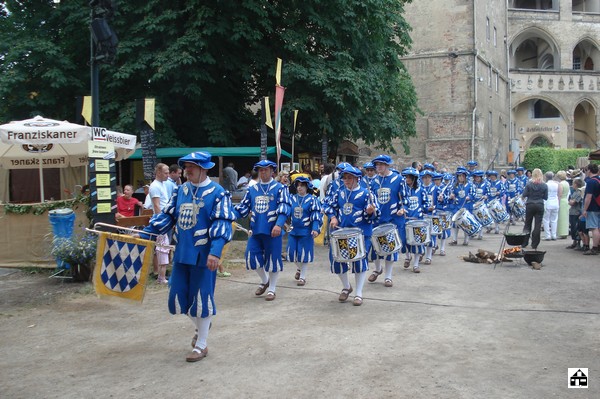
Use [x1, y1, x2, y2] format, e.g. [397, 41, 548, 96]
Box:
[543, 171, 561, 240]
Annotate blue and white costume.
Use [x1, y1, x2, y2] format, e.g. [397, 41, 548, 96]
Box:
[367, 155, 404, 286]
[234, 160, 292, 300]
[324, 165, 380, 305]
[142, 151, 234, 361]
[449, 169, 474, 245]
[504, 170, 521, 220]
[485, 171, 505, 234]
[287, 181, 323, 264]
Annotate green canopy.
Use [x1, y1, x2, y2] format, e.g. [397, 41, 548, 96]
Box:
[128, 146, 291, 160]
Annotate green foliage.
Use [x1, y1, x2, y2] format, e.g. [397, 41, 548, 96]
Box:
[1, 0, 418, 153]
[523, 148, 591, 172]
[2, 194, 90, 216]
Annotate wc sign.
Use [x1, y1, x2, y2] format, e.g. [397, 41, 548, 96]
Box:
[92, 127, 108, 141]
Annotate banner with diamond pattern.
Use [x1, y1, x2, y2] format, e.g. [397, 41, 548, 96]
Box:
[93, 232, 155, 303]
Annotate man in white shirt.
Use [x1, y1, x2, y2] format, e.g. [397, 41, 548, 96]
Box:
[147, 163, 171, 282]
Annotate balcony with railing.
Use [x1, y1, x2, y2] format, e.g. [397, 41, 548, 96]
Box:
[510, 70, 600, 93]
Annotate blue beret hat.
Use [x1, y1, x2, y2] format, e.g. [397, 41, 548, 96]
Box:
[336, 162, 351, 170]
[432, 173, 443, 180]
[507, 169, 516, 175]
[178, 151, 215, 169]
[401, 167, 419, 177]
[342, 165, 362, 178]
[423, 163, 435, 170]
[293, 176, 313, 189]
[467, 160, 478, 166]
[486, 170, 498, 176]
[363, 161, 375, 169]
[254, 159, 278, 171]
[372, 154, 393, 165]
[516, 166, 525, 171]
[472, 170, 484, 177]
[421, 170, 434, 177]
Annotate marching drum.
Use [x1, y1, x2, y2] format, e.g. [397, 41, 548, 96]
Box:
[472, 200, 494, 227]
[330, 228, 366, 262]
[438, 211, 452, 231]
[488, 198, 509, 223]
[451, 208, 482, 236]
[424, 214, 443, 236]
[405, 220, 431, 246]
[371, 223, 402, 255]
[509, 197, 526, 218]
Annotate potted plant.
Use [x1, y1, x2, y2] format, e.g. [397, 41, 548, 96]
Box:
[51, 233, 98, 282]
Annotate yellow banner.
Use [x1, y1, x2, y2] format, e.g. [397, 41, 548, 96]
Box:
[93, 232, 155, 303]
[275, 58, 282, 86]
[82, 96, 92, 125]
[145, 98, 155, 130]
[264, 97, 273, 129]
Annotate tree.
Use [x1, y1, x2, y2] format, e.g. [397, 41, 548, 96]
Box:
[1, 0, 418, 152]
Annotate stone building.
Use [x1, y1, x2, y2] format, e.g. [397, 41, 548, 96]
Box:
[358, 0, 600, 170]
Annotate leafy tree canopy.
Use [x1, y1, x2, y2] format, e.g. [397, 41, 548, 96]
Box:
[0, 0, 418, 153]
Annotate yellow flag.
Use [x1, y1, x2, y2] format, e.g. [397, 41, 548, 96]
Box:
[264, 96, 273, 129]
[275, 58, 282, 86]
[82, 96, 92, 125]
[93, 232, 155, 303]
[293, 110, 299, 132]
[145, 98, 155, 130]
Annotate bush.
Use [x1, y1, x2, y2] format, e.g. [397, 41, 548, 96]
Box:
[523, 148, 591, 172]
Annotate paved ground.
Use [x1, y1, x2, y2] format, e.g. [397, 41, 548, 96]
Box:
[1, 226, 599, 398]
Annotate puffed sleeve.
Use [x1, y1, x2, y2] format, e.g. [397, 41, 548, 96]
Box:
[209, 190, 236, 258]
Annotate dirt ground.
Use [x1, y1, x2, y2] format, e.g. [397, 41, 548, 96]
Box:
[1, 230, 599, 399]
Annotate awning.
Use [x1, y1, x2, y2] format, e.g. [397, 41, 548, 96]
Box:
[127, 146, 291, 160]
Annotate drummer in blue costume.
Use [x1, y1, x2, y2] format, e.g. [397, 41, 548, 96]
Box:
[470, 170, 489, 240]
[433, 173, 451, 256]
[485, 170, 505, 234]
[504, 169, 521, 224]
[516, 166, 528, 188]
[367, 154, 405, 287]
[324, 165, 380, 306]
[401, 167, 428, 273]
[142, 151, 235, 362]
[449, 168, 474, 246]
[233, 160, 292, 301]
[420, 169, 437, 264]
[286, 176, 322, 287]
[466, 160, 478, 182]
[362, 161, 376, 187]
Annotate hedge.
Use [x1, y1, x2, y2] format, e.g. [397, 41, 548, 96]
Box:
[522, 148, 592, 172]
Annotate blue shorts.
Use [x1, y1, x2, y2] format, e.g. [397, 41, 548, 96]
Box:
[586, 211, 599, 229]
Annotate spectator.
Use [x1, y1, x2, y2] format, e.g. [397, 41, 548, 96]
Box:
[543, 171, 561, 241]
[521, 168, 548, 250]
[237, 171, 252, 189]
[247, 170, 259, 187]
[223, 163, 238, 192]
[556, 170, 570, 238]
[147, 163, 171, 284]
[164, 164, 182, 198]
[566, 178, 584, 249]
[115, 184, 143, 219]
[581, 163, 600, 255]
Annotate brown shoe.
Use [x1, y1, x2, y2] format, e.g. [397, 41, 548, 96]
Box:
[186, 347, 208, 362]
[413, 267, 420, 273]
[368, 270, 382, 282]
[265, 291, 276, 301]
[384, 278, 393, 287]
[338, 286, 353, 302]
[255, 281, 270, 296]
[353, 296, 363, 306]
[403, 259, 410, 268]
[294, 270, 300, 280]
[297, 278, 306, 286]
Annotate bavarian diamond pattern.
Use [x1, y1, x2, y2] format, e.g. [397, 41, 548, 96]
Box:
[378, 233, 396, 253]
[340, 237, 358, 260]
[100, 238, 147, 293]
